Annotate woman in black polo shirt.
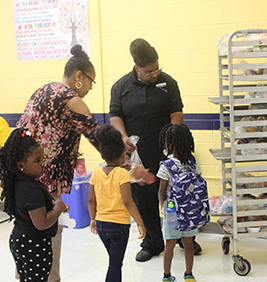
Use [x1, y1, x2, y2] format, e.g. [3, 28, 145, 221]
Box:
[109, 38, 186, 261]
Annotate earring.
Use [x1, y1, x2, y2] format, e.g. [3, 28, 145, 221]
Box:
[20, 168, 24, 171]
[75, 81, 82, 89]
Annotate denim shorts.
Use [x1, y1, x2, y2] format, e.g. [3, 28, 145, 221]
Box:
[162, 215, 198, 240]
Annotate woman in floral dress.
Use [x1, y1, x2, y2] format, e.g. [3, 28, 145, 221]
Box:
[17, 44, 154, 282]
[17, 44, 98, 282]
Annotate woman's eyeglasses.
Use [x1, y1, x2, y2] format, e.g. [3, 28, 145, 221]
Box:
[83, 72, 96, 84]
[144, 67, 162, 77]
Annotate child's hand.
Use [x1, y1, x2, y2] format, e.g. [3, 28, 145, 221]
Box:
[54, 199, 67, 213]
[90, 219, 97, 234]
[64, 204, 70, 212]
[137, 224, 146, 239]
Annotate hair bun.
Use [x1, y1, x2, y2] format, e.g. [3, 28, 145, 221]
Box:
[70, 44, 82, 56]
[130, 38, 158, 67]
[70, 44, 90, 60]
[130, 38, 149, 57]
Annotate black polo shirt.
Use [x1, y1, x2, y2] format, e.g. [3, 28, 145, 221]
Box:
[110, 69, 183, 189]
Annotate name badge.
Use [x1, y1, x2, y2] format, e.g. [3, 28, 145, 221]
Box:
[156, 82, 168, 93]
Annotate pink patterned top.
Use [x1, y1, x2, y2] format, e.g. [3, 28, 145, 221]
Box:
[17, 82, 99, 196]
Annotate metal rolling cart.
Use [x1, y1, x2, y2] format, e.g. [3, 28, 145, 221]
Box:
[209, 29, 267, 276]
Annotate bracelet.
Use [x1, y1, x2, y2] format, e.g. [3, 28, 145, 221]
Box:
[128, 164, 136, 175]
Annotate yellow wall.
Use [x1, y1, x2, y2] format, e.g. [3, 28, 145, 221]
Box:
[1, 0, 267, 198]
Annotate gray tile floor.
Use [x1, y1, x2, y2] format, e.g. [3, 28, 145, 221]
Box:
[0, 217, 267, 282]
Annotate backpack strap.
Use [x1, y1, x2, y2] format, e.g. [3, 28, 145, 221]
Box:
[188, 156, 197, 171]
[161, 156, 197, 176]
[161, 159, 179, 176]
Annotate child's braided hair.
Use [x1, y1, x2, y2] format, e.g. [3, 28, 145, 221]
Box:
[0, 128, 40, 219]
[159, 123, 195, 165]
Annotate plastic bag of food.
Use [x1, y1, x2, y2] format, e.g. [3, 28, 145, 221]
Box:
[129, 135, 143, 166]
[129, 135, 144, 183]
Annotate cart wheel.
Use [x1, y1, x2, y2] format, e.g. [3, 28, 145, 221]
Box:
[233, 258, 251, 276]
[221, 237, 230, 255]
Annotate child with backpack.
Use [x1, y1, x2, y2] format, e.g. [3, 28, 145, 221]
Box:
[0, 128, 68, 282]
[88, 124, 146, 282]
[157, 123, 210, 282]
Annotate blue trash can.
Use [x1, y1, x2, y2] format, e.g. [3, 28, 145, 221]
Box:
[61, 170, 92, 229]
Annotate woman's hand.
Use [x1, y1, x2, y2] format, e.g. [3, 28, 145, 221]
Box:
[132, 165, 156, 185]
[121, 154, 156, 185]
[122, 136, 136, 153]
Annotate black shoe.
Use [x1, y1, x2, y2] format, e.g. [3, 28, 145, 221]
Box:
[177, 239, 202, 255]
[193, 240, 202, 255]
[135, 248, 157, 262]
[177, 238, 184, 249]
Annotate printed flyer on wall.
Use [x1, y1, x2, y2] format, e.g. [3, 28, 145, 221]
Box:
[14, 0, 90, 61]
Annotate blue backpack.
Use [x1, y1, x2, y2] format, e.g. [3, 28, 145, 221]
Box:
[162, 157, 210, 231]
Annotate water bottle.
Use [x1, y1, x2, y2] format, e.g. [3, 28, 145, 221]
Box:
[166, 201, 178, 228]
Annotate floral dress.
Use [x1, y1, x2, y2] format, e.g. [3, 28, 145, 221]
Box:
[17, 82, 99, 196]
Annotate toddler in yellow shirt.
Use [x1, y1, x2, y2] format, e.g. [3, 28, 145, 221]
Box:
[88, 124, 146, 282]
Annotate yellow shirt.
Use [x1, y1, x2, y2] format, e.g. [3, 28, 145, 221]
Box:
[0, 117, 11, 146]
[90, 167, 132, 224]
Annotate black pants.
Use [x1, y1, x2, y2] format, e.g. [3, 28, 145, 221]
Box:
[131, 183, 164, 254]
[10, 231, 53, 282]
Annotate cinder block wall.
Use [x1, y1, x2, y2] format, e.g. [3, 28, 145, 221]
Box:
[1, 0, 267, 199]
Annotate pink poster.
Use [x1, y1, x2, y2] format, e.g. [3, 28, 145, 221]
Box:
[14, 0, 90, 61]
